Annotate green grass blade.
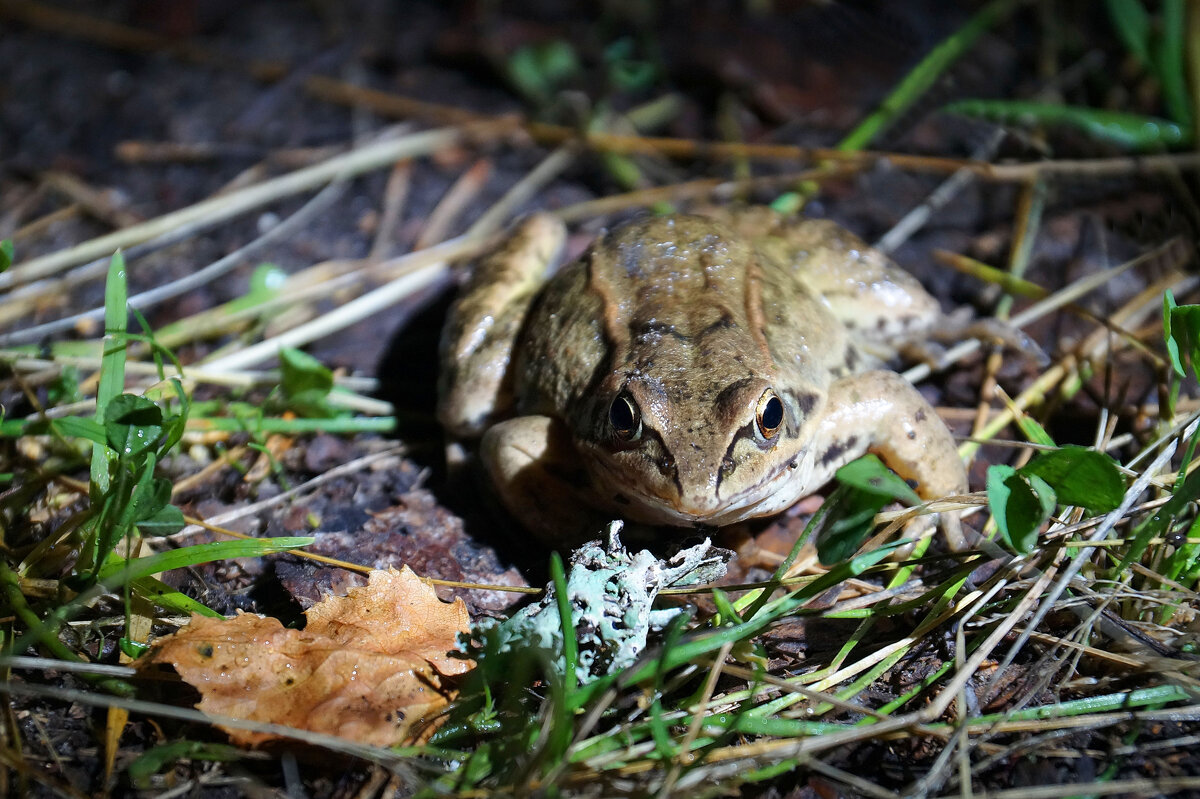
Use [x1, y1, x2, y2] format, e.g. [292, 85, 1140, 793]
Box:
[91, 251, 129, 497]
[838, 0, 1019, 151]
[189, 416, 396, 435]
[1157, 0, 1191, 128]
[944, 100, 1189, 150]
[97, 537, 314, 584]
[132, 576, 222, 618]
[549, 552, 578, 694]
[1104, 0, 1152, 66]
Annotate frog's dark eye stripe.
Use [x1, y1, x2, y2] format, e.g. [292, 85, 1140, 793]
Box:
[756, 390, 784, 438]
[609, 394, 642, 441]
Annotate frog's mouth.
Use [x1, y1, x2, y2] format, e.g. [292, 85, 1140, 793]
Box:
[590, 455, 808, 528]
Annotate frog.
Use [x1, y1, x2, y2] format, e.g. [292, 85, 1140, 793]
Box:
[437, 207, 968, 548]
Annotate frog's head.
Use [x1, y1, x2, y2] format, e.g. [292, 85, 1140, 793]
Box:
[578, 370, 821, 527]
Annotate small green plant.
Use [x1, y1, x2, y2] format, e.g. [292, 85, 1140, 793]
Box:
[505, 40, 581, 105]
[278, 346, 340, 418]
[1, 252, 315, 665]
[987, 445, 1125, 554]
[816, 454, 922, 564]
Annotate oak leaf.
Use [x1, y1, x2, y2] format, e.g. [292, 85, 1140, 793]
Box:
[140, 566, 471, 747]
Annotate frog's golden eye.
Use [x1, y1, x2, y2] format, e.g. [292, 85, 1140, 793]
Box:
[609, 394, 642, 441]
[756, 390, 784, 438]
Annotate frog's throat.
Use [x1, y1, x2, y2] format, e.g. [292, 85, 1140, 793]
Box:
[590, 452, 814, 527]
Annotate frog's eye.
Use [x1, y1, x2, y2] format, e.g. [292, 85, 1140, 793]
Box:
[609, 394, 642, 441]
[756, 390, 784, 438]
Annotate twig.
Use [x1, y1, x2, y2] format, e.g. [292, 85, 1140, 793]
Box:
[0, 125, 481, 292]
[367, 161, 412, 262]
[414, 159, 492, 249]
[4, 176, 348, 346]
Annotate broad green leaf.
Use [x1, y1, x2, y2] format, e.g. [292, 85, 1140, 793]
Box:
[1169, 302, 1200, 380]
[816, 485, 892, 565]
[988, 465, 1056, 553]
[1164, 290, 1184, 376]
[132, 476, 172, 522]
[135, 503, 184, 537]
[0, 239, 12, 272]
[817, 456, 923, 565]
[506, 40, 579, 102]
[285, 388, 339, 419]
[279, 348, 337, 417]
[1021, 446, 1125, 513]
[280, 347, 332, 396]
[104, 394, 164, 458]
[835, 455, 922, 504]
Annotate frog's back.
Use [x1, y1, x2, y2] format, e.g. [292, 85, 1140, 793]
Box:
[517, 215, 852, 418]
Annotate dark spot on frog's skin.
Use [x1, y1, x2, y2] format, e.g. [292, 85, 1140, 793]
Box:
[714, 377, 756, 410]
[818, 435, 859, 468]
[788, 459, 799, 470]
[907, 430, 916, 440]
[789, 390, 818, 417]
[845, 347, 861, 372]
[876, 317, 888, 331]
[699, 313, 736, 339]
[915, 408, 927, 423]
[634, 320, 678, 343]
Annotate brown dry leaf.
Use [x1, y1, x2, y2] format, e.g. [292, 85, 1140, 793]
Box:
[140, 566, 472, 747]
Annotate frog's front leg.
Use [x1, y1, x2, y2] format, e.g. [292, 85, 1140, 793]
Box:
[805, 370, 968, 549]
[437, 214, 565, 437]
[481, 415, 616, 543]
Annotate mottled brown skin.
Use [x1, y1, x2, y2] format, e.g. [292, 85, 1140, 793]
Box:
[438, 210, 967, 545]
